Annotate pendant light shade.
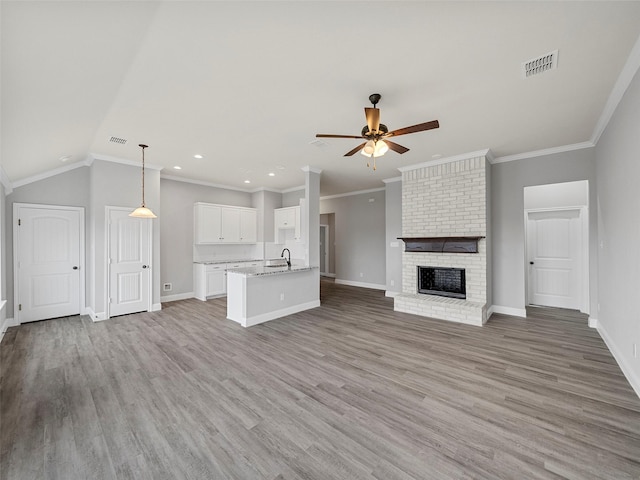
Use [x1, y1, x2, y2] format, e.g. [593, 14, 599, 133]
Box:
[130, 144, 157, 218]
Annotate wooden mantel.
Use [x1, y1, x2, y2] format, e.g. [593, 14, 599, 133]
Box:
[398, 236, 484, 254]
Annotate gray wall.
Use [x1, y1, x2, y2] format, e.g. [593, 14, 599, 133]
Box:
[384, 180, 402, 294]
[5, 166, 91, 318]
[282, 188, 304, 207]
[253, 190, 282, 243]
[320, 189, 386, 287]
[1, 181, 6, 326]
[89, 160, 161, 315]
[491, 148, 598, 314]
[160, 178, 253, 297]
[595, 66, 640, 388]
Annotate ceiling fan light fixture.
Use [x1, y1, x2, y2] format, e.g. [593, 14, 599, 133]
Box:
[361, 139, 376, 157]
[374, 140, 389, 156]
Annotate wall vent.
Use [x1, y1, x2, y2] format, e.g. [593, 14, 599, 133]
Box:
[522, 50, 558, 78]
[109, 136, 128, 145]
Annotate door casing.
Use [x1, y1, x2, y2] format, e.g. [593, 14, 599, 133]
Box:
[524, 206, 589, 314]
[13, 203, 85, 323]
[105, 206, 152, 318]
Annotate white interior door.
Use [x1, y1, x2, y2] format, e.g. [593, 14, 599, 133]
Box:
[108, 208, 151, 317]
[14, 204, 83, 323]
[527, 209, 582, 310]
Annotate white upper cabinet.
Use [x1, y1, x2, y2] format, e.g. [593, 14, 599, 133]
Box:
[240, 209, 257, 243]
[194, 203, 257, 244]
[274, 205, 301, 242]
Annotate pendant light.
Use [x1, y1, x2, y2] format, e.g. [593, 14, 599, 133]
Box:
[130, 144, 157, 218]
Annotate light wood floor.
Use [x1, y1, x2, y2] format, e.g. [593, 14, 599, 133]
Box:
[2, 281, 640, 479]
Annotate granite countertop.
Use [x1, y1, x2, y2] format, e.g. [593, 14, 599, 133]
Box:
[194, 259, 263, 265]
[226, 265, 316, 277]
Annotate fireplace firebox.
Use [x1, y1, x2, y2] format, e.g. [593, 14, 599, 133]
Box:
[418, 266, 466, 299]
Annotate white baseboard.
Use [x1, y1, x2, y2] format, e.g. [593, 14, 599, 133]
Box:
[596, 320, 640, 399]
[151, 303, 162, 312]
[320, 272, 336, 278]
[86, 307, 108, 322]
[231, 300, 321, 328]
[335, 279, 386, 291]
[588, 316, 598, 328]
[489, 305, 527, 318]
[385, 290, 401, 298]
[161, 292, 194, 303]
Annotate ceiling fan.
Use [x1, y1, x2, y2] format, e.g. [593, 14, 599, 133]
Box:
[316, 93, 439, 170]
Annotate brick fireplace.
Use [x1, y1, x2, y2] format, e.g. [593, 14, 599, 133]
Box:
[394, 152, 491, 326]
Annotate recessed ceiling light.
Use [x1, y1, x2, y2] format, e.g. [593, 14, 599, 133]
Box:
[268, 172, 275, 177]
[194, 154, 203, 159]
[432, 154, 442, 159]
[59, 155, 72, 162]
[244, 180, 251, 184]
[173, 166, 182, 170]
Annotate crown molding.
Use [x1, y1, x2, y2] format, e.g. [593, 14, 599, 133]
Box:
[161, 174, 255, 193]
[320, 187, 385, 201]
[1, 166, 13, 195]
[11, 159, 92, 190]
[249, 187, 286, 194]
[492, 141, 594, 164]
[382, 176, 402, 184]
[397, 149, 491, 172]
[90, 152, 164, 171]
[301, 166, 323, 174]
[591, 32, 640, 145]
[281, 185, 305, 193]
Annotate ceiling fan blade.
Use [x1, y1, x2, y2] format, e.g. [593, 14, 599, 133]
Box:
[344, 142, 367, 156]
[384, 140, 410, 154]
[316, 134, 363, 139]
[365, 108, 380, 133]
[387, 120, 439, 137]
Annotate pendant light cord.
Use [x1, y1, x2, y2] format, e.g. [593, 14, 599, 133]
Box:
[139, 144, 148, 207]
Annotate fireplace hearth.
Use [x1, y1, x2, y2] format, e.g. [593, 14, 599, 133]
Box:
[418, 266, 466, 299]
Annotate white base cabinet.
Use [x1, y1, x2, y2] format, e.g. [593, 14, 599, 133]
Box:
[194, 261, 264, 301]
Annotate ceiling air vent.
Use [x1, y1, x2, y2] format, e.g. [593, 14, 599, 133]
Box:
[522, 50, 558, 78]
[109, 136, 127, 145]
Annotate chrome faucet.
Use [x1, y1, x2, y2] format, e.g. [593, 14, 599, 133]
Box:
[281, 248, 291, 268]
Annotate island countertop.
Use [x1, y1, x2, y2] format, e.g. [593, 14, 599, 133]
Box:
[226, 265, 316, 277]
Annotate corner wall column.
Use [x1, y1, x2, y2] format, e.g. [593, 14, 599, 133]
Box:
[302, 166, 322, 267]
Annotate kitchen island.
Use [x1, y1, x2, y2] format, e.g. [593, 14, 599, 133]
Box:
[226, 265, 320, 327]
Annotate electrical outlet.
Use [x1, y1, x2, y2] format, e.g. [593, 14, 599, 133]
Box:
[280, 293, 285, 301]
[163, 283, 172, 292]
[359, 272, 364, 278]
[634, 343, 637, 359]
[390, 279, 395, 287]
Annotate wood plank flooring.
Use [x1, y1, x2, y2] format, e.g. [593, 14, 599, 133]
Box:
[2, 280, 640, 479]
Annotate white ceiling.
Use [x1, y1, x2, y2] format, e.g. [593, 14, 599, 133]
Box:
[2, 1, 640, 196]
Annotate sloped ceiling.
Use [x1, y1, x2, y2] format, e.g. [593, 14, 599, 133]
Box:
[2, 1, 640, 196]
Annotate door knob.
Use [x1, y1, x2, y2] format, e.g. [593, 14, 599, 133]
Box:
[142, 265, 149, 269]
[73, 266, 79, 270]
[529, 261, 534, 265]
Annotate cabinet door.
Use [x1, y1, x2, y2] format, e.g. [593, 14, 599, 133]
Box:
[220, 207, 241, 242]
[206, 270, 226, 296]
[240, 209, 257, 243]
[294, 206, 301, 241]
[275, 207, 295, 229]
[195, 204, 222, 243]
